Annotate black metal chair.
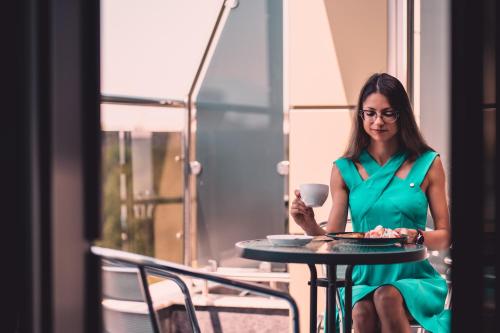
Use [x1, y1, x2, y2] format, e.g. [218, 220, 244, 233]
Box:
[92, 246, 300, 333]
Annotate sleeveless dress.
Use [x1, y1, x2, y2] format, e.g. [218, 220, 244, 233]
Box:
[334, 149, 450, 333]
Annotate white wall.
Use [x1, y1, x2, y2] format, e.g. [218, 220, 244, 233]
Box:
[101, 0, 223, 99]
[419, 0, 450, 180]
[285, 1, 388, 331]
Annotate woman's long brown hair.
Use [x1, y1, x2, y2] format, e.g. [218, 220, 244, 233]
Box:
[343, 73, 433, 161]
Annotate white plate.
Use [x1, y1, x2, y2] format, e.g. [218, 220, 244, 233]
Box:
[266, 235, 314, 247]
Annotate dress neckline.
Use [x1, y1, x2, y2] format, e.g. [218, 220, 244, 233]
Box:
[357, 149, 411, 182]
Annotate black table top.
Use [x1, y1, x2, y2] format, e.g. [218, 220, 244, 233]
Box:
[236, 238, 427, 265]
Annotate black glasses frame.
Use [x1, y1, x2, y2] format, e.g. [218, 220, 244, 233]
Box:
[359, 110, 400, 123]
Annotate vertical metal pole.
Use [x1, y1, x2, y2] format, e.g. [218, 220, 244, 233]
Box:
[138, 266, 160, 333]
[326, 265, 337, 333]
[308, 264, 318, 333]
[118, 131, 128, 251]
[124, 132, 134, 251]
[344, 265, 354, 333]
[282, 0, 290, 230]
[407, 0, 415, 105]
[184, 0, 231, 266]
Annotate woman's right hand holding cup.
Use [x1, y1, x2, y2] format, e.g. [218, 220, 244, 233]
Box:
[291, 189, 316, 228]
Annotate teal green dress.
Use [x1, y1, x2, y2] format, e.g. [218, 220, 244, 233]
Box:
[334, 149, 450, 333]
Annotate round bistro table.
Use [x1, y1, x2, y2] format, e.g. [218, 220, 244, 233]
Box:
[236, 238, 427, 333]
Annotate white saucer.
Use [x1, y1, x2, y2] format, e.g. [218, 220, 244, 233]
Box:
[266, 235, 314, 247]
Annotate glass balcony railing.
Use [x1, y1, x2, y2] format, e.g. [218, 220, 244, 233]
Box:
[98, 99, 187, 263]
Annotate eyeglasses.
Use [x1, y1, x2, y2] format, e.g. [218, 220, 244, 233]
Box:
[359, 109, 399, 123]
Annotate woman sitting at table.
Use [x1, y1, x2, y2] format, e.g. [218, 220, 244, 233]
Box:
[291, 73, 451, 333]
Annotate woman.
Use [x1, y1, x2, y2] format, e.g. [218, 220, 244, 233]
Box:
[291, 73, 451, 333]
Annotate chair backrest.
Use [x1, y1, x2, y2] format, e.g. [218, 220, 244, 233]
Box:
[92, 246, 300, 333]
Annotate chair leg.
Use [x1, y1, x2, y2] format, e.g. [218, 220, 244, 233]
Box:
[316, 289, 344, 333]
[336, 289, 344, 333]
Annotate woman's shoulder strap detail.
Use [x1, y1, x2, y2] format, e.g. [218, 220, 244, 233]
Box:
[334, 157, 361, 190]
[408, 150, 439, 185]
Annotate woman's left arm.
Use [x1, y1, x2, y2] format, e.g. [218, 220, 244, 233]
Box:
[396, 157, 451, 249]
[421, 156, 451, 250]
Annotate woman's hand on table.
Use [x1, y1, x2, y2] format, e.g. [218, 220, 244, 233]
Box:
[363, 226, 420, 244]
[291, 189, 316, 228]
[394, 228, 419, 244]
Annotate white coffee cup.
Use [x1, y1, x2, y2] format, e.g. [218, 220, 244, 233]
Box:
[299, 183, 329, 207]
